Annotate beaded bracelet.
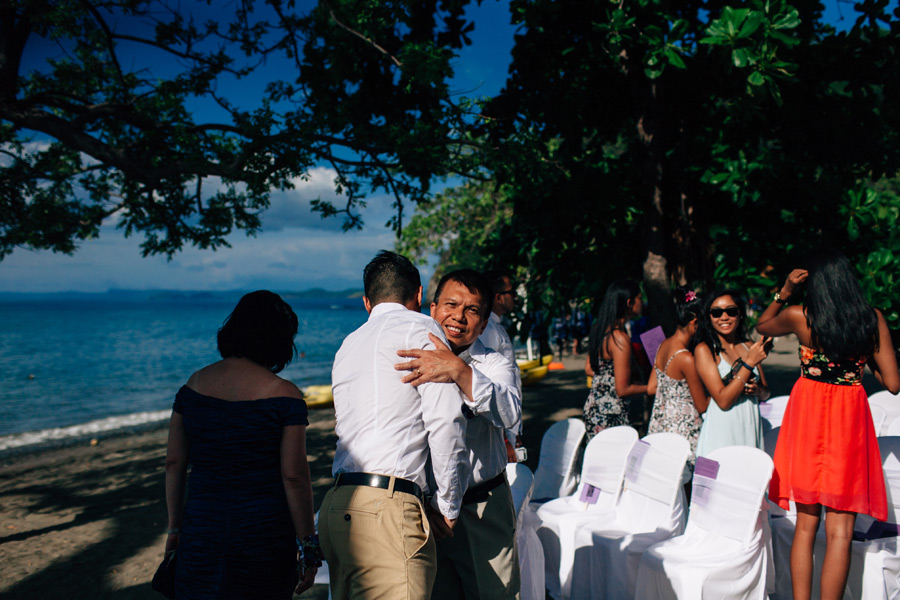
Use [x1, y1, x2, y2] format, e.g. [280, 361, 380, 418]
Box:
[297, 534, 324, 572]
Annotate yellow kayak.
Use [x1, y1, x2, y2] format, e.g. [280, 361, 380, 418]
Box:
[302, 385, 334, 409]
[522, 365, 549, 386]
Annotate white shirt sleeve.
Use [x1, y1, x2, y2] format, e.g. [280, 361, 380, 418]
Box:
[467, 343, 522, 433]
[416, 330, 471, 519]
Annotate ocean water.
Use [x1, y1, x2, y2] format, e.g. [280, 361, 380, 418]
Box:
[0, 294, 367, 452]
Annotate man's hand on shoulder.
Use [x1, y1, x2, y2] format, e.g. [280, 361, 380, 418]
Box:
[395, 333, 468, 386]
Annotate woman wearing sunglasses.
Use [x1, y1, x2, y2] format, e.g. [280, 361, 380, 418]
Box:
[693, 288, 771, 457]
[756, 250, 899, 600]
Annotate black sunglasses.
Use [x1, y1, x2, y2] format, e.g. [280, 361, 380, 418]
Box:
[709, 307, 740, 318]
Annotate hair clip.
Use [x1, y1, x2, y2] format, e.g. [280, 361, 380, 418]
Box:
[685, 290, 697, 302]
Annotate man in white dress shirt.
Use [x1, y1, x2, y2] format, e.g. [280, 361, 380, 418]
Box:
[396, 269, 523, 599]
[319, 251, 470, 600]
[480, 270, 523, 460]
[480, 270, 518, 367]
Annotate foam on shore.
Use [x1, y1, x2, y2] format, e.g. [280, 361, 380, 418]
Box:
[0, 410, 170, 454]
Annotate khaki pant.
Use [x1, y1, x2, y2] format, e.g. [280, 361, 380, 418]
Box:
[432, 480, 521, 600]
[320, 482, 436, 600]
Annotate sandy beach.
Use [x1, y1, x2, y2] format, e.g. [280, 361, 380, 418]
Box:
[0, 338, 822, 599]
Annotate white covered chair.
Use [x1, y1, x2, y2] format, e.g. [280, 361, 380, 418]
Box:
[887, 417, 900, 436]
[506, 463, 544, 600]
[530, 418, 586, 503]
[636, 445, 775, 599]
[870, 405, 887, 438]
[535, 425, 638, 599]
[810, 436, 900, 599]
[760, 394, 790, 434]
[870, 391, 900, 436]
[569, 432, 691, 600]
[764, 427, 800, 600]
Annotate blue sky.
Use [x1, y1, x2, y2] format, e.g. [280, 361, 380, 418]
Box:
[1, 0, 518, 293]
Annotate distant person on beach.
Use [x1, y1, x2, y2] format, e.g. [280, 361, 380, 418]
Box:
[647, 288, 708, 469]
[395, 269, 522, 600]
[552, 313, 570, 357]
[757, 250, 900, 600]
[693, 288, 771, 457]
[319, 251, 469, 600]
[164, 290, 320, 599]
[480, 269, 523, 462]
[583, 280, 649, 441]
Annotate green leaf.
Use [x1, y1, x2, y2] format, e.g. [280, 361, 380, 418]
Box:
[664, 46, 686, 69]
[747, 70, 765, 86]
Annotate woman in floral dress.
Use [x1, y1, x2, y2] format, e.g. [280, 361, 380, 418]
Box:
[647, 289, 708, 467]
[583, 280, 648, 441]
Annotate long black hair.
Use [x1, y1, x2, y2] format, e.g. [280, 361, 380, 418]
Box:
[588, 279, 641, 372]
[693, 288, 750, 357]
[804, 249, 878, 360]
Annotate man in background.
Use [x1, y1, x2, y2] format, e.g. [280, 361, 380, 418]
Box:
[319, 251, 470, 600]
[481, 270, 524, 461]
[396, 269, 522, 600]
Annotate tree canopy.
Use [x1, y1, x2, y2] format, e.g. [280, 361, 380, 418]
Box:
[4, 0, 900, 330]
[1, 0, 479, 257]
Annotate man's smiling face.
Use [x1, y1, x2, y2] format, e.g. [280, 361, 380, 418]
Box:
[430, 279, 489, 353]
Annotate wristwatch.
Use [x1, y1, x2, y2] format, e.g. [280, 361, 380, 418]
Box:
[774, 292, 787, 304]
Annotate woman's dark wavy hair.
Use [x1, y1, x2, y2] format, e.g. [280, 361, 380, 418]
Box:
[588, 279, 641, 373]
[804, 248, 877, 360]
[693, 288, 750, 356]
[673, 286, 703, 327]
[217, 290, 298, 373]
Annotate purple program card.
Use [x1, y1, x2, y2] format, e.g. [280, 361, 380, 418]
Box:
[579, 484, 601, 504]
[694, 456, 720, 480]
[639, 326, 666, 367]
[758, 402, 774, 418]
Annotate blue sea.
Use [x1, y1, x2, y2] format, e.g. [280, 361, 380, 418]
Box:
[0, 292, 368, 453]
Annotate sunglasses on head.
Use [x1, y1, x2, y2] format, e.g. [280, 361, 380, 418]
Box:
[709, 307, 740, 318]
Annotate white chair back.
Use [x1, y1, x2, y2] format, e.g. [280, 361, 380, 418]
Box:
[615, 432, 690, 529]
[870, 391, 900, 436]
[689, 446, 774, 544]
[888, 417, 900, 436]
[531, 418, 585, 502]
[506, 462, 535, 517]
[759, 394, 790, 433]
[576, 425, 638, 511]
[763, 427, 794, 517]
[870, 405, 887, 436]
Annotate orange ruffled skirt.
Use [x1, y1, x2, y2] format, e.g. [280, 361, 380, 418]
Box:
[769, 377, 887, 521]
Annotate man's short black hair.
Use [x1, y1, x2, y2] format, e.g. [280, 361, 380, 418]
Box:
[432, 269, 493, 317]
[217, 290, 298, 373]
[482, 269, 512, 295]
[363, 250, 421, 305]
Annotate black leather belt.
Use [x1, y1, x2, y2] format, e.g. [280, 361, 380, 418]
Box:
[335, 472, 424, 501]
[463, 472, 507, 505]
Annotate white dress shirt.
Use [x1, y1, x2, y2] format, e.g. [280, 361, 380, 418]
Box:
[458, 338, 522, 486]
[479, 312, 523, 438]
[480, 312, 516, 367]
[331, 302, 470, 519]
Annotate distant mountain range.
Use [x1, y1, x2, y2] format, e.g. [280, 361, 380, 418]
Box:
[0, 288, 364, 302]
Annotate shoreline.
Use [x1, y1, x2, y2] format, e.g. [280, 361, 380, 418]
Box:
[0, 342, 811, 599]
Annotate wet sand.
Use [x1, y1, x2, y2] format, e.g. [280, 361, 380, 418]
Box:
[0, 340, 815, 599]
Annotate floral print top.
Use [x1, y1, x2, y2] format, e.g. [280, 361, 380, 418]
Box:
[583, 358, 631, 442]
[799, 344, 866, 386]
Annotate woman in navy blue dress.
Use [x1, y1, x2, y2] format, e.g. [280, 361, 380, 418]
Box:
[164, 291, 320, 598]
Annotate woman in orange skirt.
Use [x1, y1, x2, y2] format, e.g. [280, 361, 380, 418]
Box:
[756, 250, 900, 600]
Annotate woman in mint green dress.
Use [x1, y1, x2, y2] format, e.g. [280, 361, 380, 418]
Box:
[693, 289, 771, 457]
